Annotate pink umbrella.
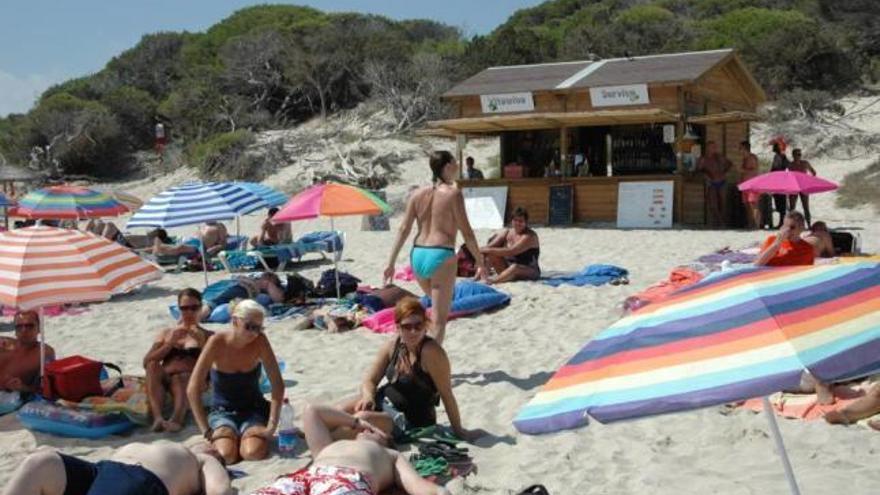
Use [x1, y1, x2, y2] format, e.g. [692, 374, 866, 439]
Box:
[738, 171, 838, 195]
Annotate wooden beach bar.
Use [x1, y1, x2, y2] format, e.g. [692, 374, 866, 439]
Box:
[428, 49, 766, 227]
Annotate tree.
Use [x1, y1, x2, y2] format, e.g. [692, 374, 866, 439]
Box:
[106, 32, 189, 97]
[101, 86, 158, 148]
[363, 52, 452, 132]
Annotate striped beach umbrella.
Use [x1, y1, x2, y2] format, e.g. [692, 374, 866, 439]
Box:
[515, 263, 880, 494]
[235, 182, 288, 209]
[515, 263, 880, 433]
[8, 185, 130, 219]
[0, 226, 162, 377]
[101, 189, 144, 212]
[127, 182, 266, 229]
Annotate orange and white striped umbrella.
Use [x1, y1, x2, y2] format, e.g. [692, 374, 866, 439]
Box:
[0, 226, 162, 310]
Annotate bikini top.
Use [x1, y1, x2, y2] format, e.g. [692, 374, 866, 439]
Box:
[164, 346, 202, 362]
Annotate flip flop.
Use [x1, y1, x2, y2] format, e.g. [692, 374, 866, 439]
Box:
[517, 485, 550, 495]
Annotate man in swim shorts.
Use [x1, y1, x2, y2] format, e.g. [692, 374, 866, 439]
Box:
[3, 440, 232, 495]
[697, 141, 732, 227]
[252, 403, 450, 495]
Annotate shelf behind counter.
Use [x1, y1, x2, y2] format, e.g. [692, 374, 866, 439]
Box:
[458, 174, 706, 226]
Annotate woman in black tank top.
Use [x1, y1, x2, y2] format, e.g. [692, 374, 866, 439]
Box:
[338, 298, 484, 442]
[479, 206, 541, 284]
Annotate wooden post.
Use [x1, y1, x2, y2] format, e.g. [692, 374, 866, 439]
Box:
[455, 134, 466, 179]
[559, 127, 569, 176]
[676, 87, 686, 174]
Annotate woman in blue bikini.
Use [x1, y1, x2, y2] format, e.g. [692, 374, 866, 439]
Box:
[383, 151, 486, 345]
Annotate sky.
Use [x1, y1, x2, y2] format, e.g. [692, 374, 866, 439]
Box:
[0, 0, 542, 118]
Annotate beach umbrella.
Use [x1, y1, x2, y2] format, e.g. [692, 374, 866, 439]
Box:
[0, 194, 14, 208]
[126, 182, 267, 285]
[272, 182, 391, 297]
[738, 171, 838, 196]
[8, 185, 130, 219]
[0, 226, 162, 377]
[514, 263, 880, 494]
[100, 189, 144, 212]
[235, 182, 288, 208]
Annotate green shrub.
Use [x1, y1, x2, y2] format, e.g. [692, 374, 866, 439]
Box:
[836, 159, 880, 212]
[187, 130, 262, 180]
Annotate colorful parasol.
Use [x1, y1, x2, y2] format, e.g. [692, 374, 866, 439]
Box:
[8, 185, 131, 219]
[235, 182, 288, 209]
[271, 182, 390, 222]
[738, 171, 838, 196]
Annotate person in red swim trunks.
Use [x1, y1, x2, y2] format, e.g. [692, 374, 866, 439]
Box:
[251, 403, 450, 495]
[754, 211, 815, 267]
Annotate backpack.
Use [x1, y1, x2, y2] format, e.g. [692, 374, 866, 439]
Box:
[315, 269, 361, 297]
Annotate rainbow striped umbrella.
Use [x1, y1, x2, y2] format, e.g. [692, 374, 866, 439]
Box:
[9, 185, 130, 219]
[515, 263, 880, 434]
[272, 182, 390, 222]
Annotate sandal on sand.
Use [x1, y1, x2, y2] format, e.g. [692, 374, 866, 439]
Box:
[517, 485, 550, 495]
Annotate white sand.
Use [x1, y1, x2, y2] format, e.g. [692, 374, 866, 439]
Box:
[1, 114, 880, 494]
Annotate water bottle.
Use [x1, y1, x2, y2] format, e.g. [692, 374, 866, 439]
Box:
[277, 398, 297, 457]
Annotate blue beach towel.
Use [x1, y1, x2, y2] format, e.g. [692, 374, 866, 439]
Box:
[543, 264, 629, 287]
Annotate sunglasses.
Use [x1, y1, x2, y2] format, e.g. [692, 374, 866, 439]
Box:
[243, 321, 264, 333]
[398, 320, 425, 331]
[179, 304, 201, 312]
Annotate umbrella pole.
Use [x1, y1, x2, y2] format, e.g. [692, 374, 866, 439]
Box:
[331, 217, 340, 299]
[200, 232, 209, 288]
[762, 396, 801, 495]
[39, 306, 45, 388]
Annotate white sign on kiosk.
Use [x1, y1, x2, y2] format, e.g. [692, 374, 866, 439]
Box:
[589, 84, 650, 107]
[463, 186, 507, 230]
[617, 181, 673, 229]
[480, 92, 535, 114]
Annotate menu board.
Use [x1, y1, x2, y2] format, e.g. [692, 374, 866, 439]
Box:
[616, 181, 673, 229]
[548, 185, 574, 225]
[463, 186, 507, 230]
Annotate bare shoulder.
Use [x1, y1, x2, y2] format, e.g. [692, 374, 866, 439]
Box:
[421, 339, 448, 363]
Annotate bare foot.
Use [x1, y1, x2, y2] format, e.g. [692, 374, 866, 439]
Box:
[824, 410, 850, 425]
[151, 419, 165, 432]
[867, 419, 880, 431]
[816, 382, 835, 405]
[163, 420, 183, 433]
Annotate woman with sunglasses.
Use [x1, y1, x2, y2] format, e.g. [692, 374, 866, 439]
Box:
[187, 299, 284, 465]
[144, 288, 212, 432]
[340, 297, 483, 442]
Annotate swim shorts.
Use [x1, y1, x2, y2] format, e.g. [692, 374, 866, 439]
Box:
[59, 453, 169, 495]
[250, 465, 375, 495]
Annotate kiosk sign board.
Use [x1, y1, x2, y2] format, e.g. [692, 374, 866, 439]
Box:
[463, 186, 507, 230]
[617, 181, 673, 229]
[480, 92, 535, 114]
[589, 84, 650, 107]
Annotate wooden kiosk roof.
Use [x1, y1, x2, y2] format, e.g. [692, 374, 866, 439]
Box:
[442, 48, 765, 103]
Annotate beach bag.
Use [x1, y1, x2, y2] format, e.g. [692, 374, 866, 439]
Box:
[315, 269, 361, 297]
[42, 356, 122, 402]
[456, 244, 476, 277]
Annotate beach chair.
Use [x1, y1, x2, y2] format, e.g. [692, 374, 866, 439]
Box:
[144, 235, 249, 271]
[218, 231, 345, 273]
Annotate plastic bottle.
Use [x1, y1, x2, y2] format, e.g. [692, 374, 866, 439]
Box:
[277, 398, 297, 457]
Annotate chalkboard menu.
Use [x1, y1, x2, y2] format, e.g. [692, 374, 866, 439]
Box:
[548, 184, 573, 225]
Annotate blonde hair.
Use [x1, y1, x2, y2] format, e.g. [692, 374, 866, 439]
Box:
[229, 299, 266, 320]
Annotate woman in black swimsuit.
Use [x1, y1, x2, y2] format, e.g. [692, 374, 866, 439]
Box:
[143, 288, 212, 432]
[339, 298, 483, 442]
[480, 207, 541, 284]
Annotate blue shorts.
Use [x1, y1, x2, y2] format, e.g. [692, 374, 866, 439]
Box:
[59, 453, 168, 495]
[208, 404, 268, 434]
[410, 245, 455, 279]
[205, 283, 250, 310]
[182, 237, 203, 251]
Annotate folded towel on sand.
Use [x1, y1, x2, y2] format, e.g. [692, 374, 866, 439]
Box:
[543, 264, 628, 287]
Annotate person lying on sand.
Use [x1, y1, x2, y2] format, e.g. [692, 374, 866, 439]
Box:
[144, 288, 213, 432]
[825, 382, 880, 429]
[199, 272, 285, 322]
[802, 221, 835, 258]
[251, 403, 450, 495]
[754, 211, 815, 267]
[188, 299, 284, 465]
[152, 222, 228, 258]
[251, 207, 292, 248]
[479, 206, 541, 284]
[337, 298, 484, 442]
[2, 440, 231, 495]
[0, 310, 54, 393]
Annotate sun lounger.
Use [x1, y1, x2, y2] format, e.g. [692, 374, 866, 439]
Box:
[218, 231, 345, 272]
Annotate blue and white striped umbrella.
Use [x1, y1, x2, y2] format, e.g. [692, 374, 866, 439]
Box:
[126, 182, 267, 229]
[235, 182, 288, 208]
